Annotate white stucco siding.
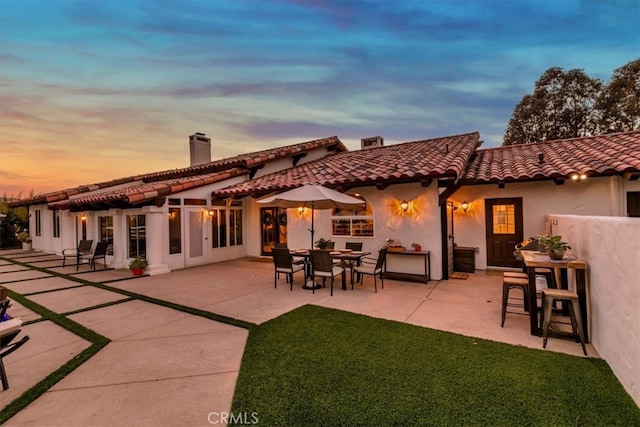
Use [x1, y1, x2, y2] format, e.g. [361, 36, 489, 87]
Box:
[549, 214, 640, 407]
[450, 177, 639, 270]
[281, 183, 444, 280]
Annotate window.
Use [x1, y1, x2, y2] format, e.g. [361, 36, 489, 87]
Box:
[331, 194, 373, 237]
[127, 215, 146, 258]
[99, 216, 114, 255]
[35, 210, 42, 236]
[492, 204, 515, 234]
[229, 201, 243, 246]
[627, 191, 640, 217]
[53, 210, 61, 238]
[169, 208, 181, 254]
[211, 203, 227, 248]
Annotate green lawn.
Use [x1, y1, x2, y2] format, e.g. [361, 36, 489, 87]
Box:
[231, 305, 640, 426]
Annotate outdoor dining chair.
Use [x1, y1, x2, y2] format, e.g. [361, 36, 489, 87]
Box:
[345, 242, 363, 251]
[62, 239, 94, 269]
[272, 247, 306, 290]
[78, 241, 109, 271]
[1, 299, 30, 390]
[309, 250, 343, 296]
[353, 248, 387, 293]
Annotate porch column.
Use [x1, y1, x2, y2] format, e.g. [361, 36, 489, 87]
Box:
[142, 206, 170, 275]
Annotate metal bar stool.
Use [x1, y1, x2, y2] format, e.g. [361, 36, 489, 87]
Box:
[540, 288, 587, 355]
[501, 275, 529, 327]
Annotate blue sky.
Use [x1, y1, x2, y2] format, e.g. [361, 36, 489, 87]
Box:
[1, 0, 639, 195]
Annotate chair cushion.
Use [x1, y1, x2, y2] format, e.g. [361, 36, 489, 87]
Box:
[314, 267, 343, 277]
[353, 265, 381, 275]
[0, 318, 23, 337]
[276, 264, 304, 274]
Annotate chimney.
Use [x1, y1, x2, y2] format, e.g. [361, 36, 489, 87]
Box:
[361, 136, 384, 150]
[189, 132, 211, 166]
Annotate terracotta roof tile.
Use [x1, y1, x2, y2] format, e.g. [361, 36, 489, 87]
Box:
[213, 132, 481, 197]
[462, 131, 640, 184]
[48, 168, 247, 210]
[12, 136, 345, 209]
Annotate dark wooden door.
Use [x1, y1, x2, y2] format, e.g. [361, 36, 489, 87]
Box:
[485, 198, 523, 268]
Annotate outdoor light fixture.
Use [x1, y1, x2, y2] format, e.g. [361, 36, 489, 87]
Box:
[460, 201, 469, 212]
[297, 207, 306, 216]
[400, 200, 409, 213]
[207, 209, 215, 217]
[571, 173, 587, 181]
[81, 214, 88, 222]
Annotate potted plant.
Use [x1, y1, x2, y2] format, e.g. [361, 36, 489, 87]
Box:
[17, 231, 32, 251]
[411, 243, 422, 252]
[314, 238, 334, 250]
[539, 235, 571, 260]
[128, 256, 148, 276]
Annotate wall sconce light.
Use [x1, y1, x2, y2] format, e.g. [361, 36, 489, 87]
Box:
[297, 207, 306, 216]
[460, 201, 469, 213]
[400, 200, 410, 213]
[570, 173, 587, 181]
[81, 214, 88, 222]
[207, 209, 215, 217]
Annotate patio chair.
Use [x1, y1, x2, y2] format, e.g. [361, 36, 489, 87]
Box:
[1, 300, 30, 390]
[345, 242, 363, 251]
[78, 241, 109, 271]
[62, 239, 94, 270]
[272, 248, 306, 290]
[309, 250, 343, 296]
[353, 248, 387, 293]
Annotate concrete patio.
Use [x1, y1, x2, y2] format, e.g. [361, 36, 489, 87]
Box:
[0, 249, 597, 426]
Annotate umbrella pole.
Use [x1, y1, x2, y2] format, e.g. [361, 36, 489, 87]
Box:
[303, 201, 321, 290]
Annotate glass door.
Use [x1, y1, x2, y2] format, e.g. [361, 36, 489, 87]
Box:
[261, 207, 288, 255]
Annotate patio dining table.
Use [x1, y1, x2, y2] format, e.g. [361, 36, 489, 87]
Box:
[520, 250, 589, 342]
[290, 249, 371, 291]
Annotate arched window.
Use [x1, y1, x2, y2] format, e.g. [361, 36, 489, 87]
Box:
[330, 193, 374, 237]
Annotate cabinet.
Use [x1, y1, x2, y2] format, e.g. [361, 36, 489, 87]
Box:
[383, 251, 431, 283]
[454, 247, 476, 273]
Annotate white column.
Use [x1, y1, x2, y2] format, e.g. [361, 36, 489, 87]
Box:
[142, 206, 171, 275]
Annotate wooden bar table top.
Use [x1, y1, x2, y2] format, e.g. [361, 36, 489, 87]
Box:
[520, 250, 589, 341]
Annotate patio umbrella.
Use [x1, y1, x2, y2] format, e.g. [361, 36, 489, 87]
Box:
[257, 184, 363, 249]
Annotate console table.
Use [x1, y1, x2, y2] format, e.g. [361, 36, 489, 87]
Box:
[384, 250, 431, 283]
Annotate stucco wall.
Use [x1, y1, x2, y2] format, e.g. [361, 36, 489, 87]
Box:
[450, 176, 640, 269]
[548, 214, 640, 407]
[285, 182, 444, 279]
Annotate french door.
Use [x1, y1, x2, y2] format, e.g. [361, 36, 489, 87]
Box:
[185, 208, 207, 266]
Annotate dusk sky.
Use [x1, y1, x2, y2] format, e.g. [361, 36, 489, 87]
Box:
[1, 0, 638, 197]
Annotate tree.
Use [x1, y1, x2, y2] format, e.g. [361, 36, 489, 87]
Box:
[503, 67, 603, 145]
[597, 59, 640, 133]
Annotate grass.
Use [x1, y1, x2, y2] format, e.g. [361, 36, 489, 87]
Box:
[231, 305, 640, 426]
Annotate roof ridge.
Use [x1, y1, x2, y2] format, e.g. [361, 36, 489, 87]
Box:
[480, 130, 640, 152]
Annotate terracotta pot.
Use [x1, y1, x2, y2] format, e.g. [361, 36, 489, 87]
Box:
[414, 245, 422, 252]
[132, 267, 144, 276]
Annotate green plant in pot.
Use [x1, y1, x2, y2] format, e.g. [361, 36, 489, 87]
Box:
[128, 256, 148, 275]
[314, 238, 334, 250]
[539, 235, 571, 260]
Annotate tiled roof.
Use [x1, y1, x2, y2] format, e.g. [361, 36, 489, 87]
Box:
[141, 136, 346, 181]
[462, 131, 640, 184]
[213, 132, 481, 198]
[10, 136, 346, 209]
[48, 169, 246, 210]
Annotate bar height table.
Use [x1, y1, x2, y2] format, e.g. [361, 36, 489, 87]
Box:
[520, 250, 589, 342]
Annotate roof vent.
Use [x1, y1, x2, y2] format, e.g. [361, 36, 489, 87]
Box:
[189, 132, 211, 166]
[361, 136, 384, 150]
[538, 153, 545, 165]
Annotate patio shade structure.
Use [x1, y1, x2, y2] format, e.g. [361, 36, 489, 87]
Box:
[257, 184, 364, 250]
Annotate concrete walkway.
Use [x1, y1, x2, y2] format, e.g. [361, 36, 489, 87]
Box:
[0, 250, 596, 426]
